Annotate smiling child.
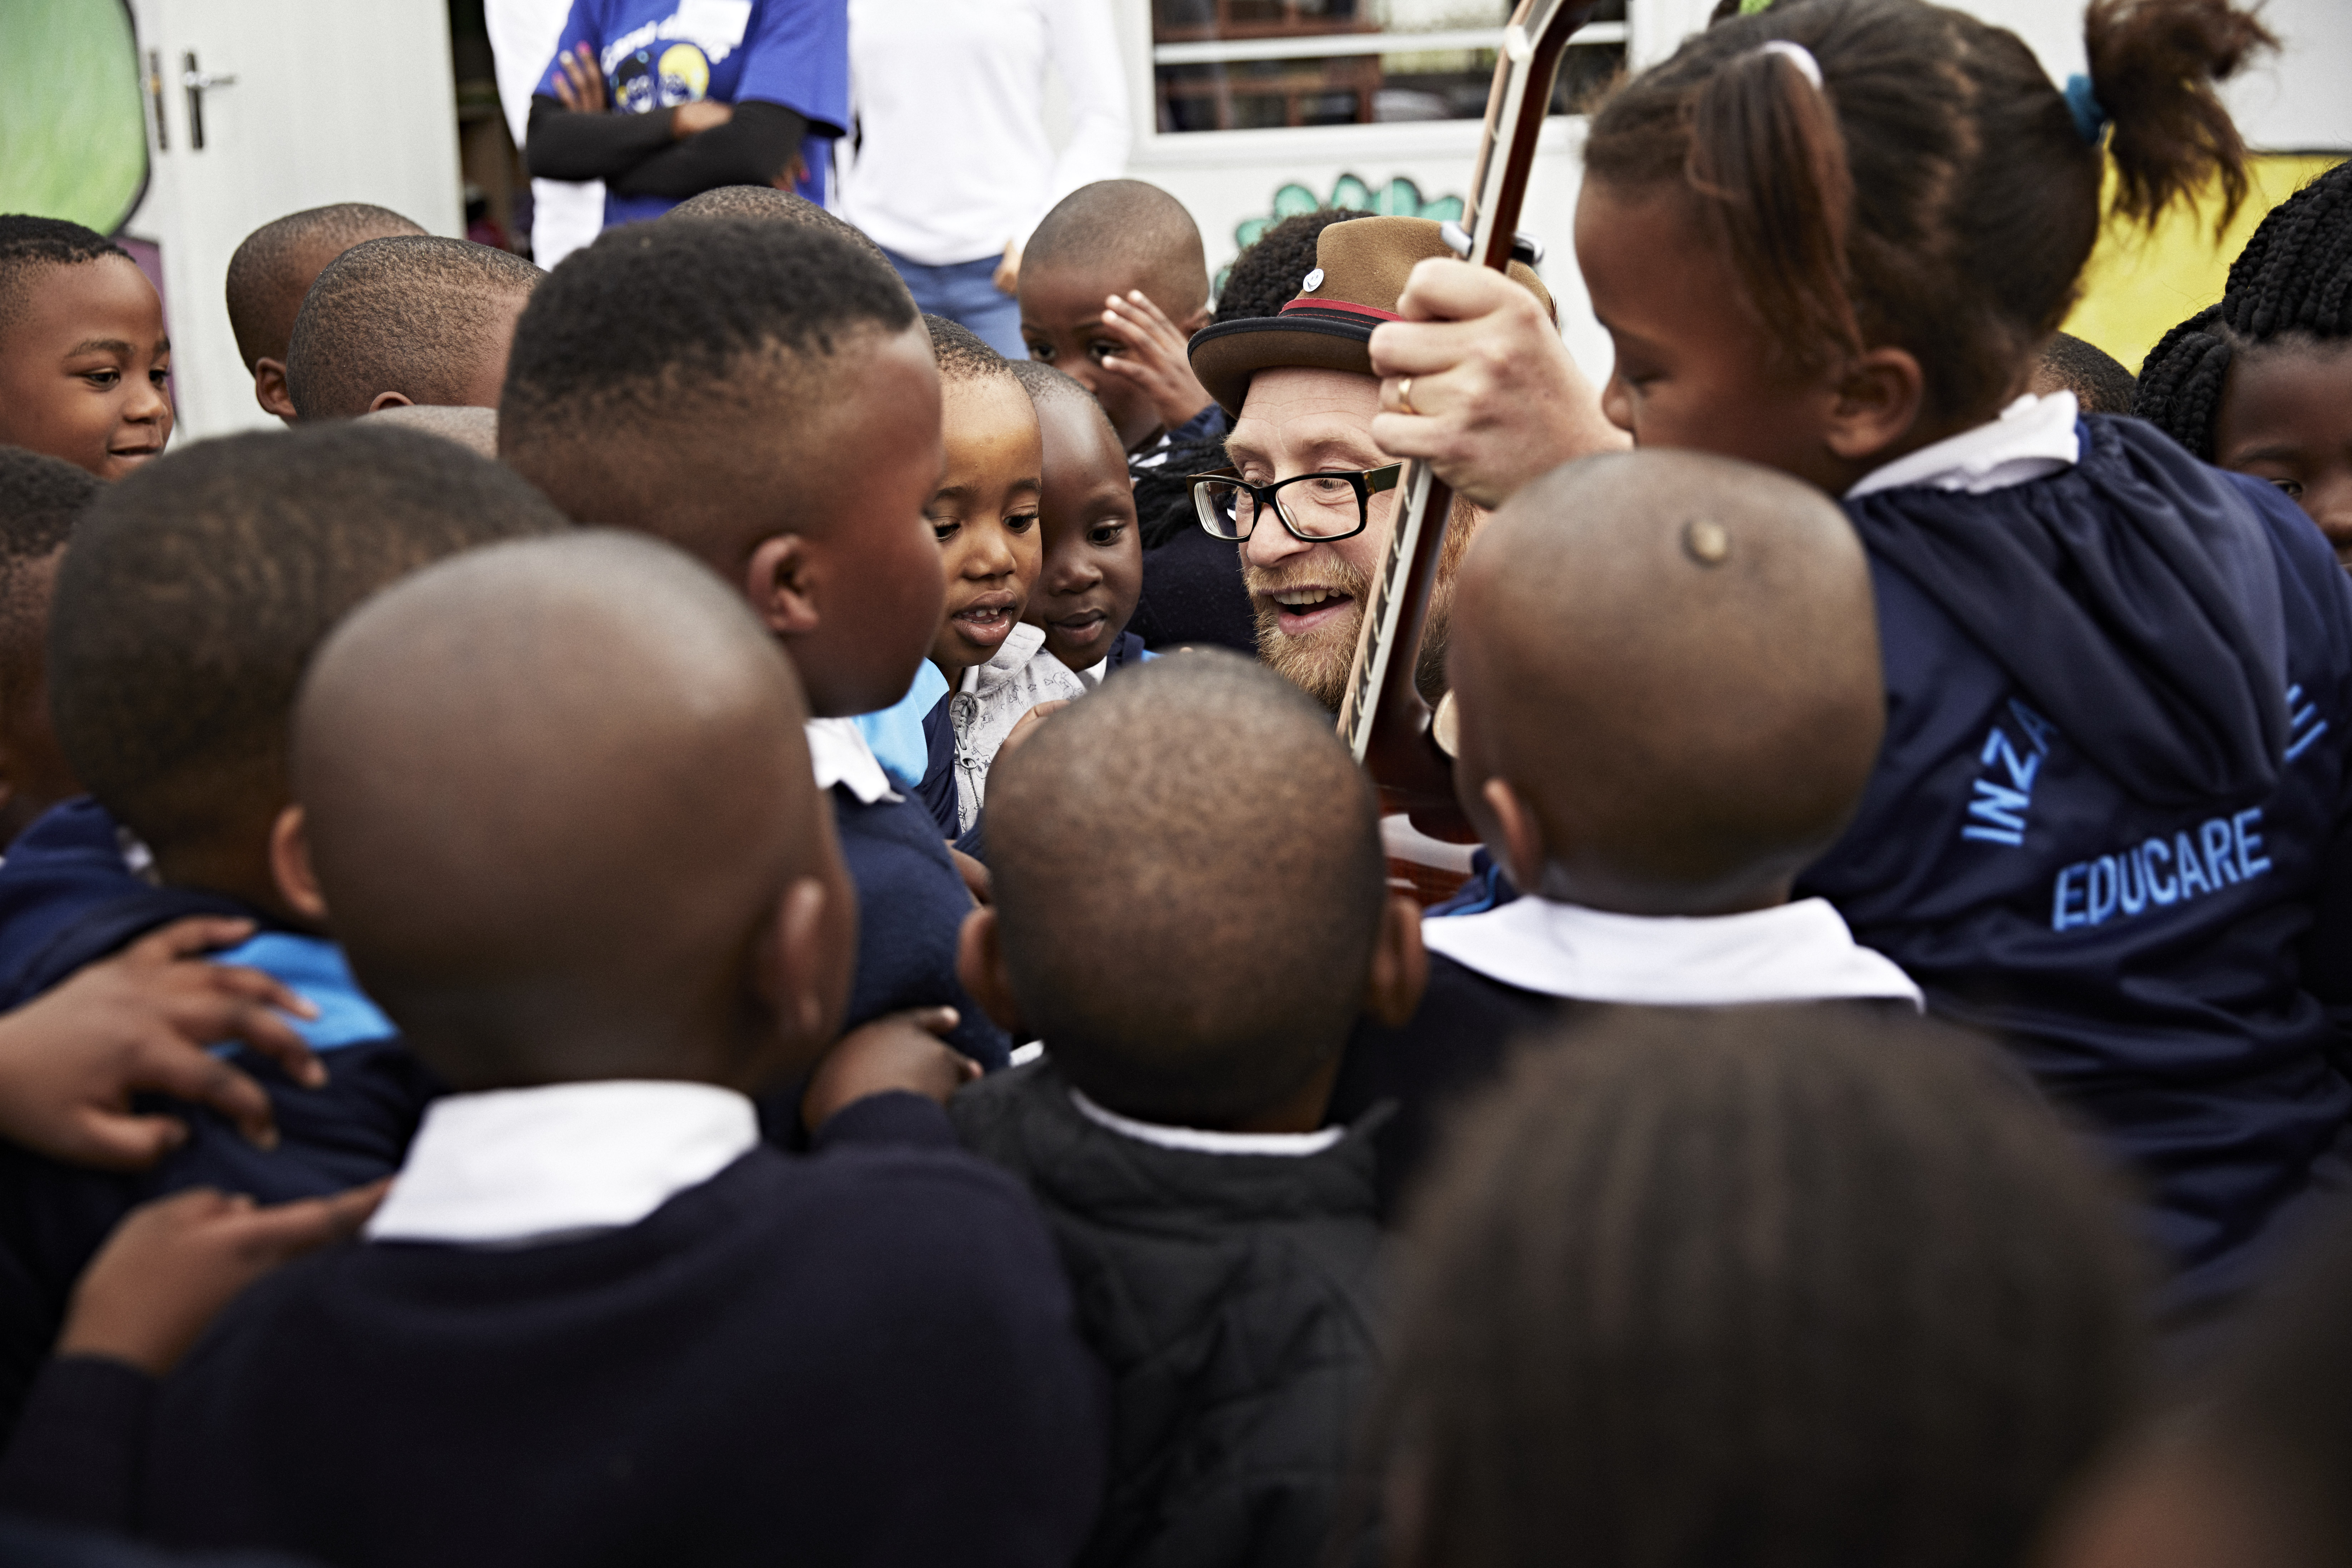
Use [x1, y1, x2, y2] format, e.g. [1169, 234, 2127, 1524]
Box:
[0, 218, 170, 481]
[919, 319, 1083, 839]
[1009, 361, 1146, 681]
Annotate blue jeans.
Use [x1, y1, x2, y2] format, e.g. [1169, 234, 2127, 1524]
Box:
[882, 246, 1025, 357]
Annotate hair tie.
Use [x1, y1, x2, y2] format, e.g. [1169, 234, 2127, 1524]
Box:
[2063, 74, 2109, 146]
[1754, 39, 1823, 90]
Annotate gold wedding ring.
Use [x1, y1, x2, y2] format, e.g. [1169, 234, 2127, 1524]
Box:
[1398, 377, 1418, 417]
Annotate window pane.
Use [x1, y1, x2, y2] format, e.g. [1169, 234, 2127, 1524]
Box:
[1152, 0, 1625, 134]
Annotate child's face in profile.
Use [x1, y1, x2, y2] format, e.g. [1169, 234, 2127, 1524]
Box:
[0, 257, 172, 481]
[2213, 338, 2352, 568]
[928, 376, 1043, 677]
[1019, 263, 1164, 452]
[1028, 398, 1142, 673]
[1575, 180, 1866, 495]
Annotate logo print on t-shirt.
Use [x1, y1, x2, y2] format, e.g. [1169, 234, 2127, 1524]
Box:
[658, 42, 711, 104]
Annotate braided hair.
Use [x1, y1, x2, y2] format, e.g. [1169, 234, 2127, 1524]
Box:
[2136, 160, 2352, 459]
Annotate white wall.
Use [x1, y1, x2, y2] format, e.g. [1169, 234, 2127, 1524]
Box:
[123, 0, 463, 442]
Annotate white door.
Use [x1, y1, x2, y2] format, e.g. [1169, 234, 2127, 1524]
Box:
[123, 0, 464, 442]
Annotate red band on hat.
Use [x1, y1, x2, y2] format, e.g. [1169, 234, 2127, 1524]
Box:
[1278, 298, 1405, 325]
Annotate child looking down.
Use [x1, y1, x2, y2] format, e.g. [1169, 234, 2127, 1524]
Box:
[1333, 450, 1919, 1214]
[0, 533, 1105, 1565]
[953, 651, 1422, 1568]
[498, 217, 1009, 1070]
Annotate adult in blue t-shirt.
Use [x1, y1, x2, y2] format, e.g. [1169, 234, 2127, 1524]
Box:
[523, 0, 847, 229]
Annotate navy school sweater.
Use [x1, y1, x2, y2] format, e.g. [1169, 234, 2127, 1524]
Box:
[1803, 416, 2352, 1324]
[830, 784, 1010, 1068]
[1328, 960, 1923, 1221]
[0, 802, 434, 1440]
[0, 1093, 1110, 1568]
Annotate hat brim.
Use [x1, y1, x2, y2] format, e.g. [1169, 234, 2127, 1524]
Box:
[1189, 313, 1377, 419]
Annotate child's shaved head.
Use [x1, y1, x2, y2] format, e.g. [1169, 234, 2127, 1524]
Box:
[0, 217, 128, 353]
[49, 423, 568, 887]
[1022, 180, 1209, 317]
[365, 401, 498, 457]
[1451, 450, 1884, 913]
[285, 236, 544, 420]
[1008, 358, 1115, 441]
[224, 203, 426, 372]
[293, 531, 847, 1091]
[927, 313, 1011, 387]
[665, 184, 897, 275]
[984, 651, 1386, 1125]
[499, 218, 919, 571]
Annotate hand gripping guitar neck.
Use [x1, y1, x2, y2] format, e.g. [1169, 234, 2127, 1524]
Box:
[1335, 0, 1601, 834]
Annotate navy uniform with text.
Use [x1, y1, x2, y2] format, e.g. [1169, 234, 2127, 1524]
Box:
[1799, 398, 2352, 1325]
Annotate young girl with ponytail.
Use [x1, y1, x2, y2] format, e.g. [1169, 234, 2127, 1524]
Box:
[1371, 0, 2351, 1330]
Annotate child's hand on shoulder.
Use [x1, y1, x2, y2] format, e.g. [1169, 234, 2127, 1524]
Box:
[59, 1180, 388, 1376]
[801, 1007, 982, 1131]
[1099, 291, 1217, 431]
[0, 916, 326, 1172]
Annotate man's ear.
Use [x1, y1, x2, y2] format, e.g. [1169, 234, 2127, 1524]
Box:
[1480, 776, 1548, 897]
[1361, 893, 1427, 1029]
[253, 360, 297, 423]
[744, 534, 821, 640]
[365, 390, 416, 413]
[267, 805, 330, 923]
[1180, 300, 1214, 334]
[1823, 346, 1927, 465]
[955, 907, 1023, 1034]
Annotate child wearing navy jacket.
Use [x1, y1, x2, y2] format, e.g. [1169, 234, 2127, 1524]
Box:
[499, 217, 1011, 1070]
[1330, 451, 1921, 1216]
[0, 532, 1105, 1566]
[0, 424, 563, 1429]
[952, 650, 1422, 1568]
[1522, 0, 2344, 1325]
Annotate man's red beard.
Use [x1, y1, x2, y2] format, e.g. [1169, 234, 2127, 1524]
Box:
[1242, 499, 1478, 712]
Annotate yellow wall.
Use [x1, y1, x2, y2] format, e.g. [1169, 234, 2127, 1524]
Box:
[2064, 153, 2346, 377]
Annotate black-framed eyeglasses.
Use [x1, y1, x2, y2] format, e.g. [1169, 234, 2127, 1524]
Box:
[1187, 464, 1403, 543]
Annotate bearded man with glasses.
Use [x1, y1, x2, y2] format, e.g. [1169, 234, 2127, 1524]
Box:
[1184, 217, 1571, 711]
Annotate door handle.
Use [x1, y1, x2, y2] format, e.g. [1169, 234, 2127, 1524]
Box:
[182, 51, 238, 150]
[147, 50, 168, 150]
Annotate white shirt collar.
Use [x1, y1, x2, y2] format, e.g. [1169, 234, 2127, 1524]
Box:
[805, 716, 899, 805]
[1425, 897, 1923, 1009]
[1845, 391, 2080, 500]
[1068, 1085, 1346, 1157]
[364, 1080, 759, 1247]
[1072, 657, 1107, 690]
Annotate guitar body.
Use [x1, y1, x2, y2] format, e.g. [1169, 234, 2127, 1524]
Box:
[1336, 0, 1601, 871]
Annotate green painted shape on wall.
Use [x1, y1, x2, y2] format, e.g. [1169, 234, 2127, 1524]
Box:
[0, 0, 148, 234]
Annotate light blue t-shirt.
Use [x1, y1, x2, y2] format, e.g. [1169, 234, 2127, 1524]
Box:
[853, 661, 951, 792]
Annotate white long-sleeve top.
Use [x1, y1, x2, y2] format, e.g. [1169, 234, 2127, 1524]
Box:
[839, 0, 1131, 267]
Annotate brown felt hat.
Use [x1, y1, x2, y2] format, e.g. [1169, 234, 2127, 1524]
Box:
[1189, 215, 1556, 418]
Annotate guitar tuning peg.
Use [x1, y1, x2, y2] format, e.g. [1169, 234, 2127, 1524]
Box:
[1436, 220, 1546, 269]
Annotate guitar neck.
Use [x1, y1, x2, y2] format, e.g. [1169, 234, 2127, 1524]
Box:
[1337, 0, 1598, 793]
